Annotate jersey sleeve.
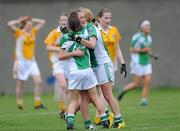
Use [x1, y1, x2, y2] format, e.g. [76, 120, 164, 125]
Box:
[44, 30, 57, 46]
[131, 33, 140, 48]
[87, 23, 97, 39]
[114, 26, 122, 43]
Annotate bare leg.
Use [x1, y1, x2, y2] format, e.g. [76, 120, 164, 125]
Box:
[55, 73, 69, 112]
[80, 91, 91, 121]
[32, 75, 42, 99]
[16, 80, 24, 109]
[117, 75, 142, 101]
[68, 90, 79, 114]
[124, 75, 142, 91]
[66, 90, 79, 129]
[142, 74, 151, 99]
[32, 75, 45, 109]
[101, 82, 120, 116]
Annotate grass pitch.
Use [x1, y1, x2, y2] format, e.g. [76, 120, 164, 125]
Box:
[0, 87, 180, 131]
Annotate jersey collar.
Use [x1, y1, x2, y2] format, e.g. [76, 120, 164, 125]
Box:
[98, 23, 112, 34]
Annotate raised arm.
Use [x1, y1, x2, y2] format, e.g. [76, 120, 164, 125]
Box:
[7, 19, 20, 32]
[32, 18, 46, 30]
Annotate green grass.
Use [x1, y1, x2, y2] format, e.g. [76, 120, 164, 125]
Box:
[0, 88, 180, 131]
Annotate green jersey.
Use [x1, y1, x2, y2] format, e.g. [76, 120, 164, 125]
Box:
[130, 32, 152, 65]
[60, 28, 91, 70]
[86, 23, 111, 67]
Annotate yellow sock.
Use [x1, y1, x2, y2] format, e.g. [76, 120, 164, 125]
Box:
[34, 97, 42, 107]
[58, 101, 67, 112]
[17, 99, 24, 106]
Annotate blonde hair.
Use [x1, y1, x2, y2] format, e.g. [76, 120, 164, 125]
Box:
[79, 7, 94, 22]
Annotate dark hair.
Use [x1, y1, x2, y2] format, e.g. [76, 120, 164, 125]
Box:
[97, 8, 111, 22]
[68, 11, 82, 32]
[19, 21, 27, 29]
[20, 20, 33, 29]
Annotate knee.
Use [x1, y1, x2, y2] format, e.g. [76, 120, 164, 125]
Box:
[103, 93, 112, 102]
[60, 84, 67, 91]
[35, 80, 42, 87]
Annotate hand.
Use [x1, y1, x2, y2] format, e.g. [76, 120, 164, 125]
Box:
[71, 34, 82, 43]
[120, 64, 127, 78]
[74, 49, 84, 57]
[60, 26, 69, 34]
[19, 16, 32, 22]
[152, 54, 159, 60]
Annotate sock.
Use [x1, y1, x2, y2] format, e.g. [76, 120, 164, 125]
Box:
[84, 120, 92, 128]
[58, 101, 67, 112]
[114, 114, 123, 123]
[141, 98, 147, 102]
[34, 97, 42, 107]
[67, 114, 75, 126]
[100, 113, 108, 122]
[105, 108, 110, 117]
[141, 98, 148, 105]
[17, 99, 24, 106]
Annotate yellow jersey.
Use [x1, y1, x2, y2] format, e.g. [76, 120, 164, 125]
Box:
[14, 28, 38, 60]
[44, 27, 62, 66]
[100, 26, 122, 62]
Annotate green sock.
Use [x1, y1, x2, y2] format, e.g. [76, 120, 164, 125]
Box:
[66, 114, 75, 126]
[84, 120, 92, 128]
[114, 115, 123, 123]
[100, 113, 108, 122]
[105, 108, 110, 117]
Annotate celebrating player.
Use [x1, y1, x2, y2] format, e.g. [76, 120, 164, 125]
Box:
[91, 8, 126, 127]
[76, 7, 126, 129]
[58, 10, 110, 130]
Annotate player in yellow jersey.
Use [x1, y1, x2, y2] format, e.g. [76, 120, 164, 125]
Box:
[44, 13, 69, 119]
[7, 16, 46, 110]
[97, 8, 127, 74]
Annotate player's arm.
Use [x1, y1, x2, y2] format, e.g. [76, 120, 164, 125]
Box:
[129, 47, 150, 53]
[70, 34, 97, 49]
[45, 31, 61, 52]
[7, 19, 20, 32]
[58, 48, 84, 60]
[117, 41, 126, 64]
[32, 18, 46, 30]
[46, 45, 60, 52]
[80, 36, 97, 49]
[117, 40, 127, 78]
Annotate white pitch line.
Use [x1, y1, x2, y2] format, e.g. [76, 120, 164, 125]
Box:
[0, 111, 58, 118]
[133, 124, 180, 130]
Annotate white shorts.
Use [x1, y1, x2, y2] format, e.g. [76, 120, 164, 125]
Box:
[130, 62, 152, 76]
[93, 62, 114, 85]
[52, 61, 68, 78]
[17, 60, 40, 81]
[68, 68, 98, 90]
